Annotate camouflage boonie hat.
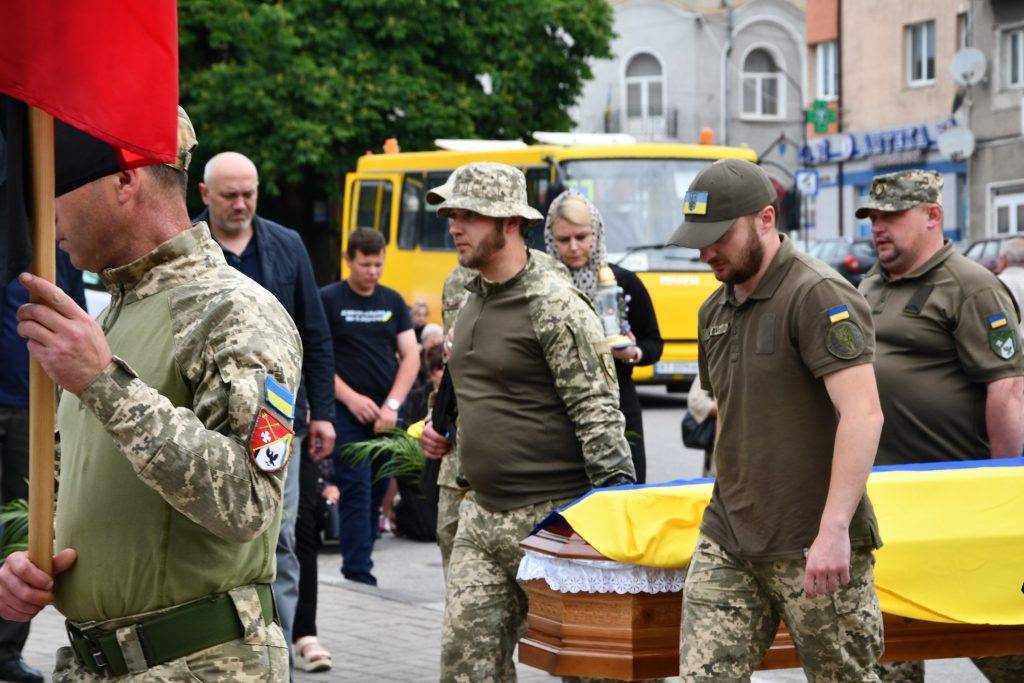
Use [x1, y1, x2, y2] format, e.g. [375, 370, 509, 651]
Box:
[435, 162, 543, 223]
[167, 106, 198, 172]
[426, 168, 460, 206]
[854, 170, 942, 219]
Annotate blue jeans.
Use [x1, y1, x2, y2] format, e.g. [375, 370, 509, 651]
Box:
[332, 406, 376, 581]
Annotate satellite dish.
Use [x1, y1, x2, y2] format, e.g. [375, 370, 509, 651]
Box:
[950, 48, 987, 86]
[937, 126, 976, 161]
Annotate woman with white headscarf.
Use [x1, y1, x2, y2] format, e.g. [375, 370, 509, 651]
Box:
[545, 190, 663, 483]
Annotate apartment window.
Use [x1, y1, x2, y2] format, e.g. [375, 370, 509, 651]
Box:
[907, 21, 936, 86]
[625, 53, 664, 120]
[993, 184, 1024, 234]
[957, 13, 969, 50]
[1006, 28, 1024, 88]
[815, 41, 838, 101]
[741, 48, 785, 119]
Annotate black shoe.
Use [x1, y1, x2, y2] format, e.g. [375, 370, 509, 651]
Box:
[0, 656, 43, 683]
[342, 571, 378, 587]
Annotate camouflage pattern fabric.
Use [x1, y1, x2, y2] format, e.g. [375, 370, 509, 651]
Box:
[52, 629, 288, 682]
[436, 484, 465, 575]
[436, 162, 544, 222]
[441, 492, 575, 682]
[73, 223, 301, 541]
[436, 253, 574, 571]
[854, 169, 942, 218]
[167, 105, 197, 172]
[519, 255, 633, 489]
[877, 655, 1024, 681]
[680, 534, 882, 682]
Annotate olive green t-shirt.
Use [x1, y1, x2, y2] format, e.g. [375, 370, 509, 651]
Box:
[858, 241, 1024, 465]
[697, 235, 881, 561]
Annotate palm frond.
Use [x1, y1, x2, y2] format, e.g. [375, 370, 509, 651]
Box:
[0, 499, 29, 562]
[339, 429, 426, 482]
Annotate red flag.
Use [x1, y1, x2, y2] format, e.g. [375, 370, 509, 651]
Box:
[0, 1, 179, 165]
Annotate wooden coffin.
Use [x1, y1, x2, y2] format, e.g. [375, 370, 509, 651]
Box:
[518, 520, 1024, 680]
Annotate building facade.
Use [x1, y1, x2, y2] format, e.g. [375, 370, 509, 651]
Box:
[802, 0, 1024, 242]
[570, 0, 807, 184]
[969, 1, 1024, 241]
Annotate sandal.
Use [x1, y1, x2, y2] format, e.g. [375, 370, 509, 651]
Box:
[294, 635, 332, 673]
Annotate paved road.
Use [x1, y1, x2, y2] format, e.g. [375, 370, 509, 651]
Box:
[19, 387, 984, 680]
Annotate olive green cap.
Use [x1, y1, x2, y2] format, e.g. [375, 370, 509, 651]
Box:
[854, 169, 942, 219]
[667, 158, 776, 249]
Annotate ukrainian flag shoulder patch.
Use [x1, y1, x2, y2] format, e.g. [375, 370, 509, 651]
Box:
[827, 304, 850, 323]
[988, 313, 1008, 329]
[683, 191, 708, 216]
[265, 375, 295, 420]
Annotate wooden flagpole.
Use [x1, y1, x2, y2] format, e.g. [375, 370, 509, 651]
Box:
[27, 106, 55, 576]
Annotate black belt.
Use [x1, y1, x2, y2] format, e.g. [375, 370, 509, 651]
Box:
[66, 584, 275, 677]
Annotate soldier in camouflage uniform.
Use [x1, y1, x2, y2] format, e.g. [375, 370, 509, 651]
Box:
[857, 170, 1024, 683]
[0, 107, 299, 681]
[669, 159, 884, 681]
[420, 163, 634, 682]
[426, 170, 572, 576]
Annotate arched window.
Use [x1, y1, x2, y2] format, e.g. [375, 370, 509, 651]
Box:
[625, 53, 664, 124]
[741, 48, 784, 119]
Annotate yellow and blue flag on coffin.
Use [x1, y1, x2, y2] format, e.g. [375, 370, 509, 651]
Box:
[988, 312, 1008, 329]
[265, 375, 295, 420]
[683, 191, 708, 216]
[827, 304, 850, 323]
[545, 458, 1024, 625]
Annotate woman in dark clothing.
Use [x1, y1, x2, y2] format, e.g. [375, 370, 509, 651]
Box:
[545, 191, 664, 482]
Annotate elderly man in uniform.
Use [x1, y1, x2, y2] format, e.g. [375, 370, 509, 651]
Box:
[0, 107, 300, 680]
[420, 163, 634, 682]
[669, 159, 885, 681]
[857, 170, 1024, 683]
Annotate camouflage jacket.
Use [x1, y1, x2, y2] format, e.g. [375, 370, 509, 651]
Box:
[54, 223, 302, 622]
[436, 250, 570, 489]
[447, 251, 633, 511]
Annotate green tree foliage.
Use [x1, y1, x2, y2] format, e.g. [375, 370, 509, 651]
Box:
[179, 0, 614, 197]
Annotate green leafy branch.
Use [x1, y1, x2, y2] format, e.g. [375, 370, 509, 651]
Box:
[338, 429, 426, 483]
[0, 499, 29, 563]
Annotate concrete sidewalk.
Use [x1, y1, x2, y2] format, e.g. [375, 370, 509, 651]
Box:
[20, 535, 984, 681]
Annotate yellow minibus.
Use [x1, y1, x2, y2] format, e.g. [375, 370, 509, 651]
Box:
[341, 139, 757, 388]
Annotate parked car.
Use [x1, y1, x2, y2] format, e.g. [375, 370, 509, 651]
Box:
[810, 239, 878, 285]
[962, 236, 1010, 273]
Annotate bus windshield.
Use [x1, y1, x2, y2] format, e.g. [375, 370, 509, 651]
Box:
[560, 158, 711, 271]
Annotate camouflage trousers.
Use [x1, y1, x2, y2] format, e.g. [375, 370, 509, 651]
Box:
[437, 484, 468, 577]
[441, 492, 574, 683]
[878, 655, 1024, 682]
[53, 586, 288, 682]
[680, 534, 883, 682]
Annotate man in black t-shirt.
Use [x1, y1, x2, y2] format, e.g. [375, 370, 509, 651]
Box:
[320, 228, 420, 585]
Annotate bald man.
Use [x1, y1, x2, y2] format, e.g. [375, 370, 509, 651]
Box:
[195, 153, 336, 667]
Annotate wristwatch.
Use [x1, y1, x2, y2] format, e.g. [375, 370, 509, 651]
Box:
[385, 398, 402, 411]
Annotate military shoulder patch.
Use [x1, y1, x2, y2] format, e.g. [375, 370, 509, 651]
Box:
[826, 304, 850, 323]
[989, 327, 1017, 360]
[825, 319, 866, 360]
[249, 407, 294, 473]
[683, 191, 708, 216]
[988, 312, 1008, 329]
[265, 376, 295, 419]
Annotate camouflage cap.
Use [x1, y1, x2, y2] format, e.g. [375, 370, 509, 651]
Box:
[166, 106, 198, 172]
[667, 158, 776, 249]
[435, 162, 543, 223]
[854, 169, 942, 219]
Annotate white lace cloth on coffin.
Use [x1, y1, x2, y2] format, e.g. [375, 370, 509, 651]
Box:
[517, 550, 686, 594]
